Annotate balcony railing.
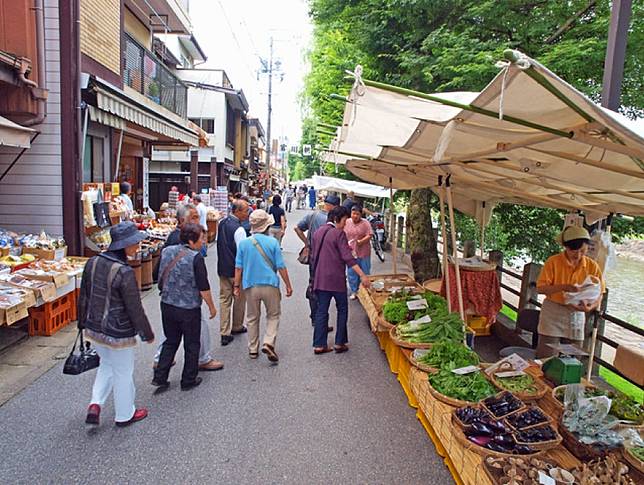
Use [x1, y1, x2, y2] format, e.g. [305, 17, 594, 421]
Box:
[123, 33, 187, 118]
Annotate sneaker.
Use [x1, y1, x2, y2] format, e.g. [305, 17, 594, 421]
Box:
[349, 293, 357, 300]
[199, 359, 224, 371]
[221, 335, 234, 346]
[261, 344, 279, 363]
[115, 408, 148, 427]
[181, 377, 203, 391]
[85, 404, 100, 425]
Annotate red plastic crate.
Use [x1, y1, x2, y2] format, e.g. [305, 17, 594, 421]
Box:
[69, 288, 80, 322]
[28, 292, 74, 336]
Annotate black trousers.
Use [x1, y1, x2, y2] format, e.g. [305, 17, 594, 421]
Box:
[307, 263, 318, 325]
[155, 302, 201, 386]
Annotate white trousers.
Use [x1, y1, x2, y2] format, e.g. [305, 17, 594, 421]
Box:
[90, 343, 136, 422]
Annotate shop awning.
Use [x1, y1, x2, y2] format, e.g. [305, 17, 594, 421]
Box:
[0, 115, 36, 148]
[329, 50, 644, 219]
[93, 83, 199, 146]
[312, 175, 393, 199]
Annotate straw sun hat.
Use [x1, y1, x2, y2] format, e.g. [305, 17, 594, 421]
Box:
[249, 209, 275, 234]
[555, 226, 591, 245]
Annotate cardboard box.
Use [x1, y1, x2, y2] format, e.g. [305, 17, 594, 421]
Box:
[22, 246, 67, 261]
[2, 280, 56, 303]
[16, 269, 70, 288]
[0, 284, 36, 308]
[0, 300, 28, 325]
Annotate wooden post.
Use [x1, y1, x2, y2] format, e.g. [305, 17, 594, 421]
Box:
[190, 150, 198, 194]
[601, 0, 632, 110]
[587, 289, 608, 377]
[438, 181, 451, 312]
[480, 216, 486, 259]
[210, 157, 218, 190]
[445, 177, 465, 322]
[397, 215, 405, 249]
[390, 179, 397, 274]
[463, 240, 476, 258]
[488, 250, 504, 285]
[519, 262, 542, 311]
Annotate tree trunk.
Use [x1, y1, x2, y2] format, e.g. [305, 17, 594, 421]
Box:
[408, 188, 441, 282]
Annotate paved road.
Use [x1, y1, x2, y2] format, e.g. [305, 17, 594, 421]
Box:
[0, 209, 453, 484]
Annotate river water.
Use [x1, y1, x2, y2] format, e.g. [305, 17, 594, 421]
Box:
[604, 256, 644, 326]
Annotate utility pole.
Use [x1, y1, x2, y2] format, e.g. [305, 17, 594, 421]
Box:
[601, 0, 632, 110]
[265, 37, 273, 191]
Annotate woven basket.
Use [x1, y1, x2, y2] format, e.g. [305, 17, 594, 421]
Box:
[489, 373, 548, 401]
[408, 354, 439, 374]
[623, 447, 644, 475]
[481, 392, 527, 420]
[377, 315, 395, 331]
[388, 326, 433, 350]
[513, 425, 562, 451]
[426, 375, 489, 407]
[451, 406, 492, 432]
[504, 406, 554, 432]
[452, 421, 542, 459]
[558, 421, 614, 461]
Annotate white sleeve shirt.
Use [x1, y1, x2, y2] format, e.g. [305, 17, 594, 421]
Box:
[197, 203, 208, 230]
[234, 226, 247, 247]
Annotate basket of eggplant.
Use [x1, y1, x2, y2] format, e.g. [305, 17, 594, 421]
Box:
[452, 406, 540, 457]
[481, 391, 526, 420]
[513, 424, 563, 451]
[505, 407, 553, 432]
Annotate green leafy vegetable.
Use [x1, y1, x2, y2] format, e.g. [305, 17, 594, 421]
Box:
[495, 374, 540, 395]
[382, 301, 408, 324]
[396, 312, 464, 343]
[630, 446, 644, 461]
[429, 370, 497, 403]
[417, 341, 479, 370]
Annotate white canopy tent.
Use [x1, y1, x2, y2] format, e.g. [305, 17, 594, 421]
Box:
[312, 175, 394, 199]
[325, 50, 644, 222]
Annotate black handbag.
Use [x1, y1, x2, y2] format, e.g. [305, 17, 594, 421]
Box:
[63, 330, 100, 375]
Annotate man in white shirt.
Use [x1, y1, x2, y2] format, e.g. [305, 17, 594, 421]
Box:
[193, 195, 208, 231]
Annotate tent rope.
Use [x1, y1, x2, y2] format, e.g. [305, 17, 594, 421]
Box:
[433, 120, 458, 163]
[495, 53, 530, 121]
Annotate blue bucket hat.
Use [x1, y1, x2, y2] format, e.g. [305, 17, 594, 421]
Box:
[108, 221, 147, 251]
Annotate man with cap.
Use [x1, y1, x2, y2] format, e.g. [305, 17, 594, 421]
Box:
[79, 222, 155, 427]
[152, 204, 223, 372]
[535, 226, 605, 358]
[217, 198, 250, 345]
[233, 210, 293, 362]
[295, 194, 340, 327]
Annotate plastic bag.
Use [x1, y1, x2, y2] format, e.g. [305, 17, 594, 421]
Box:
[563, 275, 601, 305]
[587, 230, 617, 273]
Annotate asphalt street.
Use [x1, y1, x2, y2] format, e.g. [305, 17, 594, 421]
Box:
[0, 209, 453, 484]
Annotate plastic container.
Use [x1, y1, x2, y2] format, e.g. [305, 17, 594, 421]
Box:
[28, 292, 74, 336]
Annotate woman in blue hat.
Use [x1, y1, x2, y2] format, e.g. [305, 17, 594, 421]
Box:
[78, 221, 155, 427]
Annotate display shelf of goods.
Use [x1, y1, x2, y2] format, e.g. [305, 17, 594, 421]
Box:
[428, 369, 499, 406]
[489, 372, 547, 401]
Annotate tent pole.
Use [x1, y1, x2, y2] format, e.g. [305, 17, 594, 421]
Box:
[445, 175, 466, 327]
[438, 177, 451, 312]
[390, 178, 397, 274]
[480, 202, 486, 259]
[358, 78, 572, 139]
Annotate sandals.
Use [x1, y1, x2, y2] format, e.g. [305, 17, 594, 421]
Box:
[261, 344, 279, 363]
[313, 347, 333, 355]
[334, 344, 349, 353]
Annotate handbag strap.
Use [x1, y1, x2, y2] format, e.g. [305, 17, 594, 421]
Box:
[251, 237, 277, 273]
[159, 249, 189, 289]
[311, 225, 332, 275]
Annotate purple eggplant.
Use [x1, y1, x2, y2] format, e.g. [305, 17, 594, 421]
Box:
[486, 442, 512, 452]
[467, 435, 491, 447]
[471, 422, 494, 436]
[493, 434, 514, 446]
[487, 420, 509, 433]
[513, 445, 535, 455]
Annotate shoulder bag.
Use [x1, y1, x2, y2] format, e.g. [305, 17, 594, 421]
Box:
[63, 258, 119, 375]
[158, 249, 189, 292]
[251, 237, 277, 273]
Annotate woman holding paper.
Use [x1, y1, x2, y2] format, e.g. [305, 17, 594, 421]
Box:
[535, 226, 605, 358]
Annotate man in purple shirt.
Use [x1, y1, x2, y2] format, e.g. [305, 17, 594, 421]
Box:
[310, 206, 370, 354]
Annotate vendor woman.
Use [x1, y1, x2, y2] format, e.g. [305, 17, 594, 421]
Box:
[536, 226, 605, 358]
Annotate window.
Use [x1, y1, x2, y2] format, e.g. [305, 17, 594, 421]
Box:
[226, 103, 235, 147]
[82, 135, 106, 183]
[188, 118, 215, 134]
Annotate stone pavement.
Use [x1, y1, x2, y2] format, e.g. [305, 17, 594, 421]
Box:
[0, 209, 454, 484]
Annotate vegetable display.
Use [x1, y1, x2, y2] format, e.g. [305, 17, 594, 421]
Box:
[515, 425, 558, 444]
[483, 392, 524, 418]
[382, 301, 408, 325]
[555, 386, 644, 425]
[396, 312, 464, 344]
[454, 406, 536, 455]
[631, 446, 644, 461]
[429, 369, 497, 403]
[506, 407, 549, 430]
[382, 292, 449, 326]
[495, 374, 540, 395]
[416, 341, 479, 370]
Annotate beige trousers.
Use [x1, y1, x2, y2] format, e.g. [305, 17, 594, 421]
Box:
[219, 276, 246, 336]
[268, 226, 284, 244]
[244, 285, 281, 354]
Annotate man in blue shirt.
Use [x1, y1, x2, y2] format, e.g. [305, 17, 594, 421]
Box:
[234, 210, 293, 363]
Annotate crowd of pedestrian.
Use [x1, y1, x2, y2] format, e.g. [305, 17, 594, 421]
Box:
[76, 188, 373, 427]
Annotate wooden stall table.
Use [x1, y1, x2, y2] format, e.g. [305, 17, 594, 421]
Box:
[408, 367, 581, 485]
